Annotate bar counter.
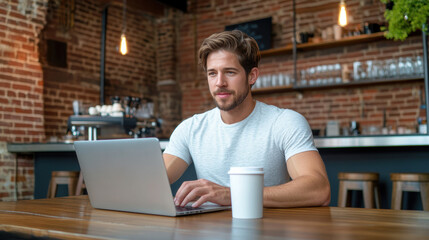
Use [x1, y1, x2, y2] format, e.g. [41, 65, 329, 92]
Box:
[6, 136, 429, 209]
[7, 135, 429, 152]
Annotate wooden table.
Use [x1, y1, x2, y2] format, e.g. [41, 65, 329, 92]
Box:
[0, 196, 428, 240]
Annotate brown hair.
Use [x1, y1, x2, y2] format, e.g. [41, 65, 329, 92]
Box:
[198, 30, 261, 75]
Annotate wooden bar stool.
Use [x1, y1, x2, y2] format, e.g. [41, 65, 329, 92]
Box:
[75, 172, 86, 196]
[390, 173, 429, 211]
[47, 171, 79, 198]
[338, 172, 381, 208]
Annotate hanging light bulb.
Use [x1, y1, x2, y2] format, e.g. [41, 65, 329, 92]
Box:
[120, 33, 128, 55]
[120, 0, 128, 55]
[338, 0, 348, 27]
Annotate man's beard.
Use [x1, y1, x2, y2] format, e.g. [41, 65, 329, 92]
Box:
[213, 84, 250, 111]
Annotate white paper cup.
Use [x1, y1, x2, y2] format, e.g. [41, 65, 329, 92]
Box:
[228, 167, 264, 219]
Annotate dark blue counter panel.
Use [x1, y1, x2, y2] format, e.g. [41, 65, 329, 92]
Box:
[321, 146, 429, 210]
[34, 152, 81, 199]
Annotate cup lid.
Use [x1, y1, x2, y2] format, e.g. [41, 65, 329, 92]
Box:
[228, 167, 264, 175]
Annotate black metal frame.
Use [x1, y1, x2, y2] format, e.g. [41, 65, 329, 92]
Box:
[100, 7, 108, 105]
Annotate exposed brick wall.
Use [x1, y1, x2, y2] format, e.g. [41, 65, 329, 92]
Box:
[0, 0, 48, 201]
[0, 142, 17, 201]
[0, 142, 34, 201]
[41, 0, 108, 138]
[104, 1, 158, 101]
[0, 0, 47, 143]
[176, 0, 427, 135]
[40, 0, 164, 138]
[156, 10, 183, 138]
[15, 152, 34, 200]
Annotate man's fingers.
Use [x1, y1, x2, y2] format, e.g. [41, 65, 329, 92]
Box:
[191, 195, 209, 208]
[180, 187, 206, 207]
[174, 179, 231, 207]
[175, 180, 202, 206]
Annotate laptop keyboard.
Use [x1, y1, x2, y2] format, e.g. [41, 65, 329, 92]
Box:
[175, 205, 203, 212]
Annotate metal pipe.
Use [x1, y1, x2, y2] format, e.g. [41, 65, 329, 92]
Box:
[423, 23, 429, 135]
[292, 0, 297, 83]
[88, 126, 93, 141]
[100, 7, 108, 105]
[93, 128, 98, 141]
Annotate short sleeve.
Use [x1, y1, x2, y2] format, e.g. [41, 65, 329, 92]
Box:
[163, 118, 193, 165]
[273, 110, 317, 161]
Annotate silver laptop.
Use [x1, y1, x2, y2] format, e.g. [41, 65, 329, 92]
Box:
[74, 138, 230, 216]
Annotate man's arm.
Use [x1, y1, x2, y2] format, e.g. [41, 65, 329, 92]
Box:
[165, 153, 231, 207]
[263, 150, 331, 207]
[170, 151, 330, 208]
[163, 153, 188, 184]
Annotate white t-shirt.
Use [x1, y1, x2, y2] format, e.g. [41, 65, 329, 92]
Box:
[164, 101, 317, 187]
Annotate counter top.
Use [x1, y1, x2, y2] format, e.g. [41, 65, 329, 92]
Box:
[7, 139, 170, 153]
[7, 142, 76, 153]
[7, 135, 429, 153]
[314, 135, 429, 148]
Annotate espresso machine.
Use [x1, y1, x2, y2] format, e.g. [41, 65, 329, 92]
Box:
[131, 98, 161, 138]
[67, 96, 162, 140]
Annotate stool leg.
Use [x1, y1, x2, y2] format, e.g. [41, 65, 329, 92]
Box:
[374, 185, 381, 209]
[338, 181, 348, 207]
[391, 181, 403, 210]
[75, 172, 84, 196]
[68, 177, 78, 197]
[47, 180, 52, 198]
[49, 179, 58, 198]
[420, 182, 429, 211]
[363, 181, 375, 208]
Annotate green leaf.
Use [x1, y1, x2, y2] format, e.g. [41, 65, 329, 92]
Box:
[381, 0, 429, 41]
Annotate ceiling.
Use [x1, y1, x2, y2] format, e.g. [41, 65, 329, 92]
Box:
[157, 0, 187, 12]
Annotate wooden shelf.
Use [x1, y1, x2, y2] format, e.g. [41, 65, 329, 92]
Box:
[252, 76, 424, 95]
[260, 32, 386, 57]
[252, 85, 294, 94]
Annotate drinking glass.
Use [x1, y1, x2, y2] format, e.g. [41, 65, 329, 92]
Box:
[414, 56, 423, 75]
[404, 57, 413, 76]
[398, 57, 406, 76]
[353, 61, 361, 81]
[386, 59, 398, 78]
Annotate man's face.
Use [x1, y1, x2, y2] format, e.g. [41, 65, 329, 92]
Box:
[206, 50, 251, 111]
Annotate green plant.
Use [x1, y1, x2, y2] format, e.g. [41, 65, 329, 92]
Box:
[381, 0, 429, 40]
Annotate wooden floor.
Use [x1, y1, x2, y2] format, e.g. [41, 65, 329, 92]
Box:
[0, 196, 428, 239]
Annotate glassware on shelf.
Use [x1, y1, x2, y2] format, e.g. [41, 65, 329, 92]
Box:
[353, 61, 362, 81]
[386, 58, 398, 78]
[397, 57, 407, 76]
[414, 56, 423, 75]
[256, 55, 424, 92]
[373, 60, 385, 79]
[254, 73, 295, 89]
[404, 57, 414, 76]
[366, 60, 374, 79]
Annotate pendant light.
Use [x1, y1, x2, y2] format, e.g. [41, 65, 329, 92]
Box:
[120, 0, 128, 55]
[338, 0, 348, 27]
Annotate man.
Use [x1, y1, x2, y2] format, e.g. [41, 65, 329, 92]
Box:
[163, 30, 330, 208]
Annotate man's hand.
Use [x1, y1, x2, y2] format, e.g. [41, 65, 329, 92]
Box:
[174, 179, 231, 208]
